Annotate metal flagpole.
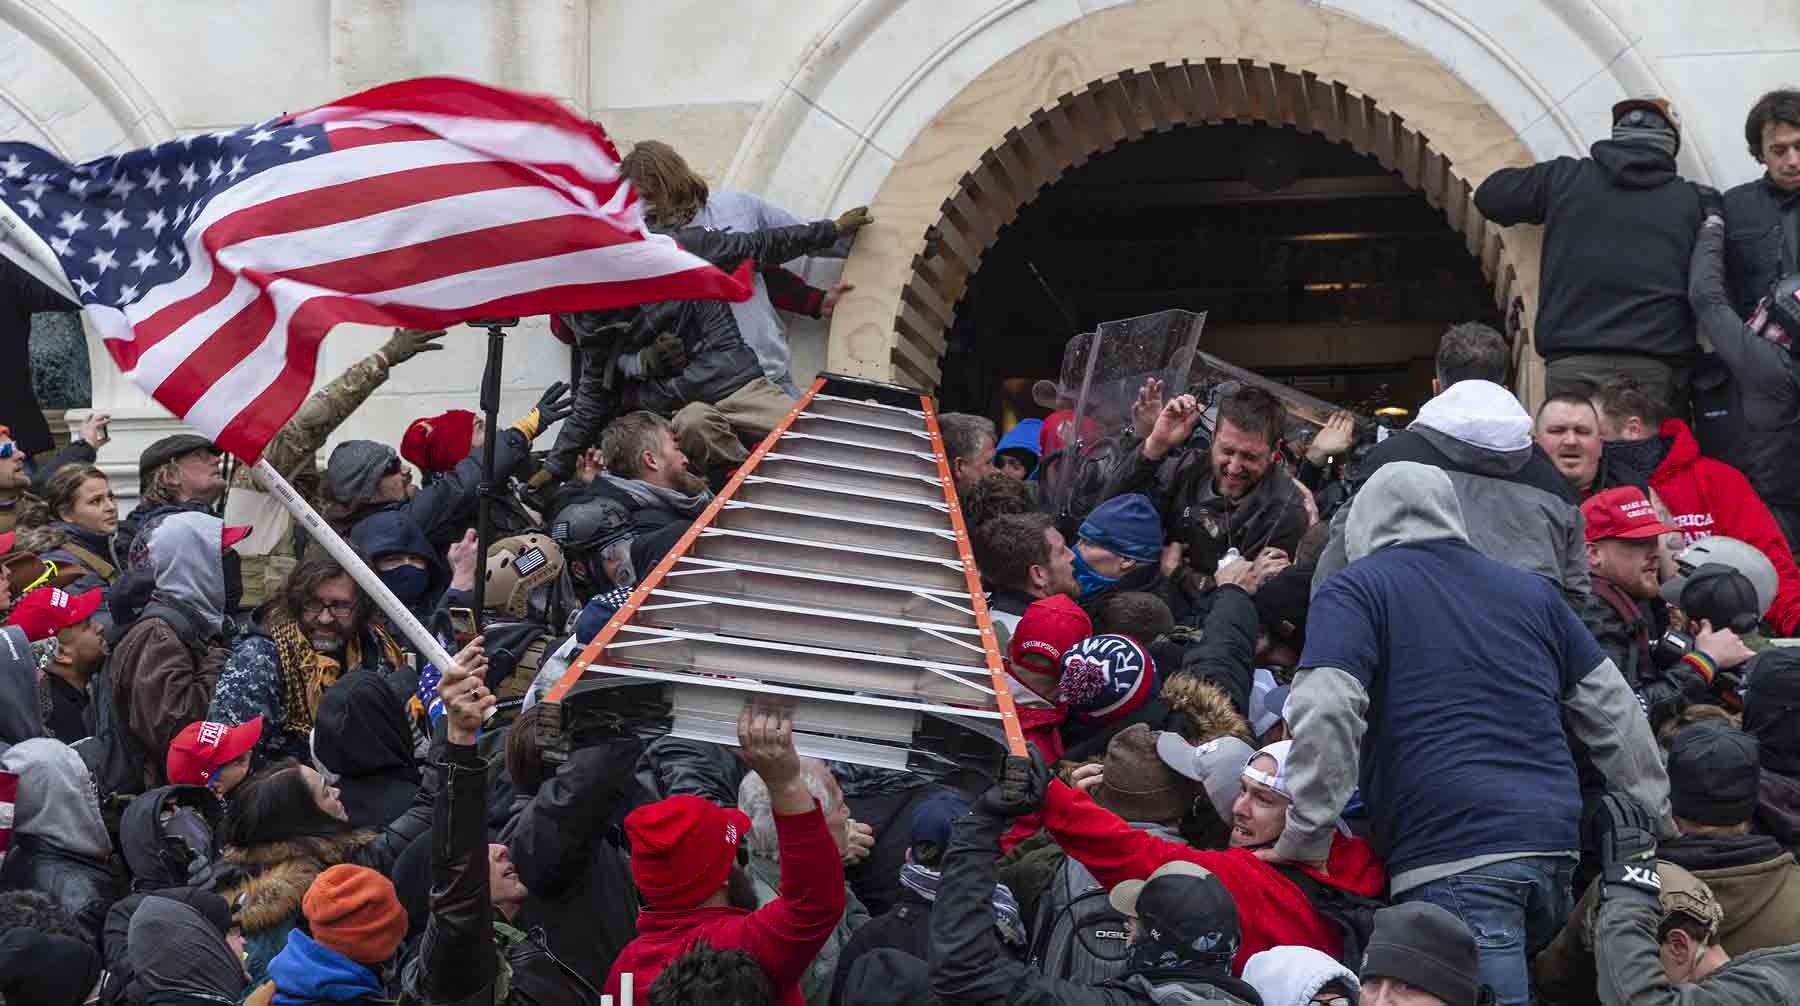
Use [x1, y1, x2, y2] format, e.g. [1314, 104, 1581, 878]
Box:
[250, 458, 458, 673]
[469, 318, 518, 630]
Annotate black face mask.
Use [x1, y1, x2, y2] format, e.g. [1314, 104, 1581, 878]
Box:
[1602, 436, 1669, 486]
[161, 806, 216, 885]
[378, 565, 432, 606]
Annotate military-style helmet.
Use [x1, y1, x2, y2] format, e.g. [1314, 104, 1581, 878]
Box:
[1748, 274, 1800, 351]
[1666, 536, 1777, 620]
[550, 496, 634, 554]
[484, 534, 564, 619]
[1655, 862, 1724, 940]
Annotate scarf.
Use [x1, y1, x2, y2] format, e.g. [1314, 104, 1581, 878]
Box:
[899, 862, 1027, 946]
[267, 608, 403, 739]
[1602, 435, 1670, 488]
[599, 473, 712, 519]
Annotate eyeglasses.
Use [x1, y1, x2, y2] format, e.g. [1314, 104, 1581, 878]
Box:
[300, 599, 358, 619]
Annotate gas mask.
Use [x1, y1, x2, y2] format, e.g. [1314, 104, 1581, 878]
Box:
[161, 805, 216, 885]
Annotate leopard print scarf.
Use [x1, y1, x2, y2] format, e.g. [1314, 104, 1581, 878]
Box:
[267, 608, 403, 738]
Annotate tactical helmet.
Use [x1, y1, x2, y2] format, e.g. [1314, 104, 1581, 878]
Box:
[1667, 536, 1777, 620]
[484, 534, 564, 619]
[1584, 861, 1722, 950]
[551, 496, 634, 553]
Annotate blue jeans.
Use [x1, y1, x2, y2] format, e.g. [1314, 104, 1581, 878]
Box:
[1399, 855, 1575, 1006]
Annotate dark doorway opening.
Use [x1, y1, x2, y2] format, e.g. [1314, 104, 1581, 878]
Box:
[936, 121, 1503, 421]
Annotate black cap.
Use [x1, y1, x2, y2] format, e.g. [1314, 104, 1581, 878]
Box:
[139, 433, 221, 481]
[1110, 863, 1240, 971]
[1361, 902, 1481, 1006]
[1675, 563, 1762, 634]
[1745, 650, 1800, 775]
[1253, 564, 1311, 646]
[1668, 721, 1761, 826]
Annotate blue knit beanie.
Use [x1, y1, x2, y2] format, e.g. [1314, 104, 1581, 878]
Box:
[1078, 494, 1165, 563]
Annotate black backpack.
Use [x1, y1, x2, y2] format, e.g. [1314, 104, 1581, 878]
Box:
[80, 604, 212, 802]
[1029, 853, 1135, 985]
[1272, 863, 1387, 969]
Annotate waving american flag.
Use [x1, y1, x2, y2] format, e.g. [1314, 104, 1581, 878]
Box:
[0, 77, 751, 461]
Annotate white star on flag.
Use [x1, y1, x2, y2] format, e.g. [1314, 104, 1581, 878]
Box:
[247, 128, 277, 145]
[205, 159, 225, 183]
[67, 177, 90, 195]
[87, 247, 117, 274]
[130, 248, 159, 273]
[17, 198, 40, 219]
[143, 166, 169, 195]
[22, 176, 49, 199]
[56, 211, 87, 235]
[226, 155, 248, 182]
[142, 208, 168, 236]
[117, 283, 139, 304]
[282, 133, 314, 155]
[108, 174, 138, 198]
[0, 154, 24, 178]
[100, 209, 129, 237]
[73, 276, 97, 297]
[49, 236, 72, 256]
[178, 163, 199, 190]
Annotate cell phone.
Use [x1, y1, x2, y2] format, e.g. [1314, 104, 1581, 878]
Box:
[449, 606, 478, 645]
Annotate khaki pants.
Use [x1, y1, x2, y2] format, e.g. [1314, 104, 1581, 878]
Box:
[1545, 353, 1690, 422]
[672, 377, 795, 472]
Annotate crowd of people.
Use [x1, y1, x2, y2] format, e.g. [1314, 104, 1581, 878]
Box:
[0, 89, 1797, 1006]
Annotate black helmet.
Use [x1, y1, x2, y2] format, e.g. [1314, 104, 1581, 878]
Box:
[551, 495, 634, 553]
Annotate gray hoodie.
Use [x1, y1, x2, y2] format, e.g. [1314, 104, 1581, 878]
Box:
[1278, 462, 1671, 891]
[148, 510, 226, 635]
[1315, 380, 1589, 600]
[128, 895, 247, 1003]
[0, 626, 44, 753]
[0, 736, 111, 860]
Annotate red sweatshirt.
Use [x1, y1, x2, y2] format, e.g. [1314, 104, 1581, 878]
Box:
[1039, 779, 1385, 974]
[605, 805, 846, 1006]
[1648, 420, 1800, 634]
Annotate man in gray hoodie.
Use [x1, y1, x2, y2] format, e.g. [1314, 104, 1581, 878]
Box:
[1266, 462, 1670, 1006]
[1313, 333, 1587, 601]
[0, 737, 123, 942]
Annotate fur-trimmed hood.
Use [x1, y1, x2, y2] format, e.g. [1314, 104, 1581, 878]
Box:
[13, 522, 65, 555]
[217, 831, 378, 933]
[1161, 673, 1252, 745]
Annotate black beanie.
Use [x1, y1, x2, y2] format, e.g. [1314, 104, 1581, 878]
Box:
[1668, 722, 1761, 826]
[1360, 902, 1481, 1006]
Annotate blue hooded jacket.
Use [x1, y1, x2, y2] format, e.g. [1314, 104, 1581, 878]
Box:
[995, 419, 1043, 478]
[267, 929, 387, 1004]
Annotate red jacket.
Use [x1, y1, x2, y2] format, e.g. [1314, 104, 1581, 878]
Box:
[1648, 420, 1800, 634]
[605, 805, 846, 1006]
[1039, 779, 1385, 974]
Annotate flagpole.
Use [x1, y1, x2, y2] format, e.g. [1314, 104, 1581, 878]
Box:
[249, 457, 459, 673]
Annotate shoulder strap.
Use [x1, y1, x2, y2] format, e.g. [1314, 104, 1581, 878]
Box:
[141, 604, 209, 660]
[1589, 578, 1649, 682]
[58, 540, 116, 582]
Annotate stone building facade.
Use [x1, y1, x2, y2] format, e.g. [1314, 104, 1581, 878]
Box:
[2, 0, 1795, 508]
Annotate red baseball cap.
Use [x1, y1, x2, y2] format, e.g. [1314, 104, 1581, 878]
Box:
[1582, 487, 1679, 542]
[624, 795, 751, 910]
[6, 587, 104, 641]
[166, 716, 264, 786]
[0, 532, 14, 557]
[1008, 595, 1093, 678]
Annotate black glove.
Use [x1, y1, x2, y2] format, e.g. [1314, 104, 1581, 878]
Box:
[534, 381, 574, 426]
[637, 332, 687, 377]
[1589, 793, 1661, 898]
[974, 749, 1051, 820]
[1695, 184, 1724, 223]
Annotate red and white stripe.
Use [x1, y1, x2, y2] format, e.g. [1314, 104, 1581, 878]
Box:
[90, 77, 750, 461]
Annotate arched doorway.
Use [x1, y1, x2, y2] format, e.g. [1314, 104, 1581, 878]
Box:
[892, 60, 1526, 413]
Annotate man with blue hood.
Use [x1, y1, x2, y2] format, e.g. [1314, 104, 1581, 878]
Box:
[995, 419, 1043, 481]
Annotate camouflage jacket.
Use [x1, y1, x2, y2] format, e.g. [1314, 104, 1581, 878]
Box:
[229, 351, 391, 496]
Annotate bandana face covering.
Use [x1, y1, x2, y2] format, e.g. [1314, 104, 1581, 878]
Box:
[1072, 547, 1120, 599]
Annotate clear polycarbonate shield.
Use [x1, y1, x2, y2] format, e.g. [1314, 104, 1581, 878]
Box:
[1185, 349, 1372, 456]
[1045, 309, 1205, 522]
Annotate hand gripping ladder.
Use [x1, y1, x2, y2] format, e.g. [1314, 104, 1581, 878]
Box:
[538, 374, 1028, 770]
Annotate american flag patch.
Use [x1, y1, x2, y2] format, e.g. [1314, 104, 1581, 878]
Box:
[514, 546, 547, 577]
[549, 521, 571, 544]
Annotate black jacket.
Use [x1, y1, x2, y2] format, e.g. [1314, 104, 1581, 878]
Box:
[929, 806, 1259, 1006]
[1722, 173, 1800, 318]
[0, 256, 75, 456]
[0, 833, 124, 945]
[500, 738, 644, 989]
[832, 889, 934, 1006]
[1475, 140, 1703, 361]
[406, 740, 603, 1006]
[1689, 219, 1800, 507]
[314, 669, 422, 830]
[1099, 437, 1308, 581]
[1578, 576, 1711, 735]
[548, 220, 842, 477]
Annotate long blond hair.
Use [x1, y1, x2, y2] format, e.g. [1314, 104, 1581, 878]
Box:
[620, 140, 708, 229]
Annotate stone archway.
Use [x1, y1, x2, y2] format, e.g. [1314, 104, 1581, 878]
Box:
[785, 0, 1694, 410]
[889, 59, 1532, 395]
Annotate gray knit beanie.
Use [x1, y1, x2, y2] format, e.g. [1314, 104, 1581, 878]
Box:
[326, 440, 398, 508]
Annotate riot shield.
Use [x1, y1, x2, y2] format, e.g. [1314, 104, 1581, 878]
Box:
[1185, 350, 1373, 454]
[1043, 309, 1206, 524]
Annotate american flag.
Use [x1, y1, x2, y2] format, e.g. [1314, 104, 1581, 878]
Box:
[0, 77, 752, 461]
